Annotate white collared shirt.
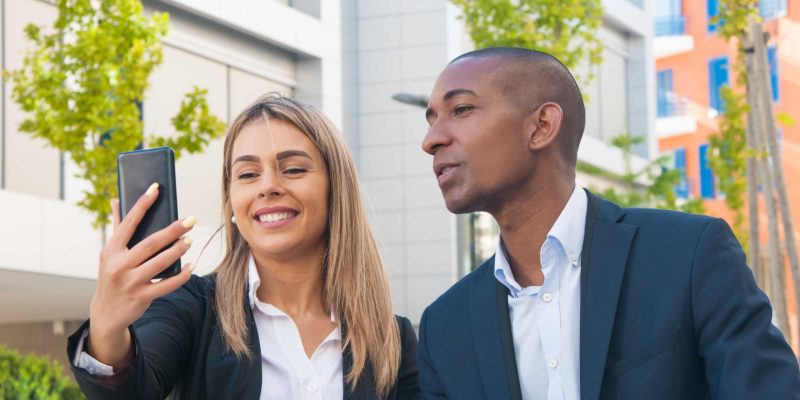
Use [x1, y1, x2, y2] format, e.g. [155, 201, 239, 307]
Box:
[493, 185, 587, 400]
[247, 256, 344, 400]
[74, 255, 344, 400]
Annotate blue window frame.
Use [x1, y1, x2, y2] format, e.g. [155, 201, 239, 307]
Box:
[768, 45, 780, 102]
[708, 0, 721, 33]
[761, 0, 788, 20]
[699, 144, 715, 199]
[655, 0, 685, 36]
[674, 148, 689, 198]
[708, 56, 729, 113]
[657, 69, 675, 117]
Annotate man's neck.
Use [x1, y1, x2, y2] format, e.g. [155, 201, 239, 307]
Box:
[493, 180, 574, 287]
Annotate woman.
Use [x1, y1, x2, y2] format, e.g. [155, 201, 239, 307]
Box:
[67, 94, 419, 399]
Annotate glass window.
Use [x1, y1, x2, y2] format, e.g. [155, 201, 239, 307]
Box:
[657, 69, 675, 117]
[699, 144, 716, 199]
[708, 56, 729, 114]
[768, 45, 780, 102]
[674, 148, 689, 198]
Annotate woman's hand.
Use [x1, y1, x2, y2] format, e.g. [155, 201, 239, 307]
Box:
[87, 183, 196, 369]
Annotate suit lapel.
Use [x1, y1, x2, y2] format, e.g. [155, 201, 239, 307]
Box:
[470, 258, 521, 400]
[579, 192, 637, 400]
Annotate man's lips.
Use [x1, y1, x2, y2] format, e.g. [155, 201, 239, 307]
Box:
[434, 162, 460, 186]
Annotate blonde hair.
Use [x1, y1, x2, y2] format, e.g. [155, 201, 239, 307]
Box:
[214, 93, 401, 395]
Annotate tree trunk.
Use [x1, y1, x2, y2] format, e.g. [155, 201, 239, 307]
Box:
[746, 19, 790, 334]
[750, 21, 800, 329]
[745, 108, 761, 283]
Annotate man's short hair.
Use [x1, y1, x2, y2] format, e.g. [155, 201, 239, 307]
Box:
[451, 47, 586, 166]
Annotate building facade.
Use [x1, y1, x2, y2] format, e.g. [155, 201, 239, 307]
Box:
[654, 0, 800, 347]
[0, 0, 655, 371]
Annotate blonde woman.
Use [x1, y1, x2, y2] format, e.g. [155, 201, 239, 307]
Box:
[67, 94, 419, 399]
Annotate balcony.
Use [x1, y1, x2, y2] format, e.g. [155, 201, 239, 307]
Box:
[656, 93, 698, 138]
[654, 15, 694, 58]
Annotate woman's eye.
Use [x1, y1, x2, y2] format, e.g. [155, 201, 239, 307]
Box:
[284, 167, 307, 175]
[237, 172, 258, 180]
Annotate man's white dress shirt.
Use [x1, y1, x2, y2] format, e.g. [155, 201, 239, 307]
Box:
[493, 185, 587, 400]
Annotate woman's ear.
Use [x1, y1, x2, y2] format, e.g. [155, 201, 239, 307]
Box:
[527, 102, 563, 151]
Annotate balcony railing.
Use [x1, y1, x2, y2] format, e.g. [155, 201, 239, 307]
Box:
[655, 15, 686, 37]
[657, 92, 688, 118]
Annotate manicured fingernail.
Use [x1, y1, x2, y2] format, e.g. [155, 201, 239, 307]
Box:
[182, 216, 197, 228]
[185, 263, 195, 272]
[146, 182, 159, 196]
[183, 236, 193, 246]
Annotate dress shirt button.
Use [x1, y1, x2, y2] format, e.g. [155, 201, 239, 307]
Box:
[306, 382, 318, 392]
[548, 359, 559, 369]
[542, 292, 553, 303]
[570, 253, 578, 263]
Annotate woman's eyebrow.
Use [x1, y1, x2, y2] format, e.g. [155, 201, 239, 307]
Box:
[276, 150, 312, 161]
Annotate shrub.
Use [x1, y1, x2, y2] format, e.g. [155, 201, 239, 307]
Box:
[0, 345, 84, 400]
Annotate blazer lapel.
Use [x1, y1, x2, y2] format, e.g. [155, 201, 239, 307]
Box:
[579, 192, 637, 400]
[341, 324, 378, 400]
[470, 258, 521, 400]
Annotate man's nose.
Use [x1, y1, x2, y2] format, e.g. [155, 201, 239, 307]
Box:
[422, 120, 451, 155]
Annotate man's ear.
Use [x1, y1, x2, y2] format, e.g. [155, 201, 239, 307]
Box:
[526, 102, 563, 151]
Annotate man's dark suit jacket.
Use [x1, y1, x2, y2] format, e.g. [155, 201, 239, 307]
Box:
[418, 191, 800, 399]
[67, 274, 420, 400]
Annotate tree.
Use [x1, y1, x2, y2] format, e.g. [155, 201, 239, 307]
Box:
[5, 0, 225, 237]
[450, 0, 604, 88]
[596, 133, 704, 213]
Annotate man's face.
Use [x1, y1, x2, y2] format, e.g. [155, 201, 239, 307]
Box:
[422, 57, 533, 214]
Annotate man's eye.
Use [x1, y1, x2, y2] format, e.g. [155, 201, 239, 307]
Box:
[454, 105, 474, 115]
[238, 172, 258, 179]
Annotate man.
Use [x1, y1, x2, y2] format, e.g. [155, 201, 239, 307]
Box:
[417, 46, 800, 400]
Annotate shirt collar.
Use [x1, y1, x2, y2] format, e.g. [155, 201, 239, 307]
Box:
[493, 185, 588, 295]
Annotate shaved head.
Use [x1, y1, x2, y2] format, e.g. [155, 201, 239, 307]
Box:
[450, 47, 585, 166]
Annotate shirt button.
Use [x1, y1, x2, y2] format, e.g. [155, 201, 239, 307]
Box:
[542, 292, 553, 303]
[306, 382, 318, 392]
[548, 359, 559, 369]
[570, 253, 578, 262]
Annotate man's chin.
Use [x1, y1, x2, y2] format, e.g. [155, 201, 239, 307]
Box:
[443, 195, 477, 215]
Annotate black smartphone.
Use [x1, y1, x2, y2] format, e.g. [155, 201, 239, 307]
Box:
[117, 147, 181, 279]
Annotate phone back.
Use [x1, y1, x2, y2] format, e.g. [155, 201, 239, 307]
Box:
[117, 147, 180, 278]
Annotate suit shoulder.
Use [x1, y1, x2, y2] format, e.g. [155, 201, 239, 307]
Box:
[622, 207, 719, 231]
[157, 273, 216, 309]
[423, 261, 492, 317]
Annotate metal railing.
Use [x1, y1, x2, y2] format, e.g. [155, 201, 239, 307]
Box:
[655, 15, 686, 37]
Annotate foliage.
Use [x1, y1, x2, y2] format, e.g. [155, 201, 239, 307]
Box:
[0, 345, 85, 400]
[705, 0, 758, 253]
[708, 86, 750, 252]
[4, 0, 225, 230]
[449, 0, 604, 88]
[597, 133, 704, 214]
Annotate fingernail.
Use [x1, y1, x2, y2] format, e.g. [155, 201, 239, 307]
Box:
[185, 263, 195, 272]
[182, 216, 197, 228]
[146, 182, 159, 196]
[183, 236, 193, 246]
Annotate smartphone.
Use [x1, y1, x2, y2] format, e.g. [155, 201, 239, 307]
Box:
[117, 147, 181, 279]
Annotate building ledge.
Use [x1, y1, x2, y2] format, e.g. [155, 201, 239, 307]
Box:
[655, 34, 694, 58]
[656, 115, 698, 138]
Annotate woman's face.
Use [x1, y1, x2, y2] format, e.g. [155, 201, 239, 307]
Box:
[229, 118, 330, 261]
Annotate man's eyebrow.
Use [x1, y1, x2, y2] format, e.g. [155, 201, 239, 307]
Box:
[443, 88, 477, 102]
[426, 88, 478, 120]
